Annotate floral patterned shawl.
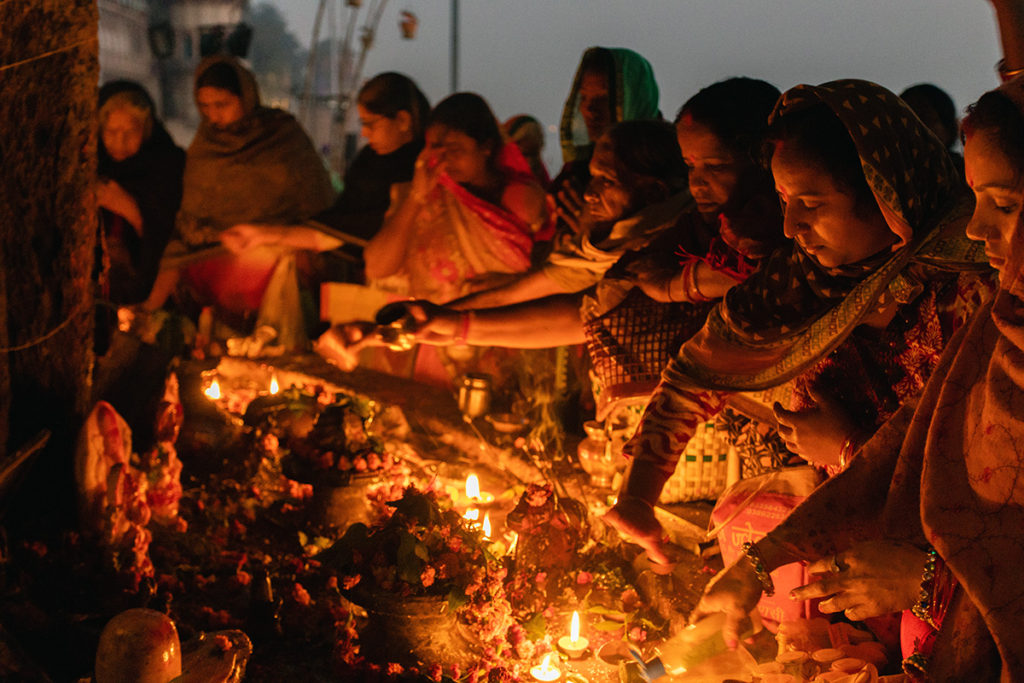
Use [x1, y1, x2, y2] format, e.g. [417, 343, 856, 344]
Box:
[667, 80, 988, 393]
[391, 141, 547, 303]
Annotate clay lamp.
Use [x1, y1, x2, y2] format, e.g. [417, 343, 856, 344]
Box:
[558, 611, 589, 659]
[530, 653, 561, 681]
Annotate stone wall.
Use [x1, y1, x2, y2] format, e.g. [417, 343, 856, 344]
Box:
[0, 1, 98, 526]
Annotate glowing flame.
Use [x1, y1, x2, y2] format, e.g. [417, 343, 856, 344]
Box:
[508, 532, 518, 554]
[530, 653, 560, 681]
[464, 508, 479, 521]
[482, 514, 491, 539]
[204, 378, 221, 400]
[570, 611, 580, 642]
[465, 473, 480, 500]
[269, 374, 280, 395]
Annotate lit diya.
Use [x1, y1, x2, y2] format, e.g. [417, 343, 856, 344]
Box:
[530, 653, 561, 681]
[557, 611, 589, 659]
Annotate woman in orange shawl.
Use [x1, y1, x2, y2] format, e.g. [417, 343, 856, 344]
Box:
[693, 77, 1024, 681]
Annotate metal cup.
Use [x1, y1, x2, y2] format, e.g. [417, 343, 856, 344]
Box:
[457, 373, 492, 418]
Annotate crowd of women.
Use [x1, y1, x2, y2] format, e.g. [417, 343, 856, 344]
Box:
[95, 0, 1024, 678]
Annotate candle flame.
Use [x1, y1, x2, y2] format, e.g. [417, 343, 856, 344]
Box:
[464, 508, 479, 521]
[570, 611, 580, 642]
[508, 532, 518, 554]
[530, 652, 560, 681]
[269, 374, 280, 394]
[482, 514, 491, 539]
[465, 473, 480, 499]
[204, 378, 221, 400]
[536, 651, 561, 671]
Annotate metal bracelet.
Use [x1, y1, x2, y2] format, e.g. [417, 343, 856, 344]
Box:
[741, 541, 775, 597]
[910, 547, 939, 629]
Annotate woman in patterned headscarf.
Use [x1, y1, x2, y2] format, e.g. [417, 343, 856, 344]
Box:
[692, 75, 1024, 681]
[605, 80, 995, 564]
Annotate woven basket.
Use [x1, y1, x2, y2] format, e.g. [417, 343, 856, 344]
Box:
[660, 420, 733, 503]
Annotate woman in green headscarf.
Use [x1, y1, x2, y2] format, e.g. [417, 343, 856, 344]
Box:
[550, 47, 661, 237]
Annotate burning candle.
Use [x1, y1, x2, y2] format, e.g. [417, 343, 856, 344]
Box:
[530, 653, 561, 682]
[557, 611, 590, 659]
[204, 378, 222, 400]
[269, 373, 280, 395]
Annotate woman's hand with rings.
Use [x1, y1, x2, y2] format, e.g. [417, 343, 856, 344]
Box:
[790, 541, 929, 621]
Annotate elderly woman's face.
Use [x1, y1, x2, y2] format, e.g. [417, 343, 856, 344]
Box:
[196, 86, 245, 129]
[583, 137, 637, 224]
[102, 108, 145, 162]
[965, 127, 1024, 281]
[676, 115, 743, 221]
[772, 141, 896, 269]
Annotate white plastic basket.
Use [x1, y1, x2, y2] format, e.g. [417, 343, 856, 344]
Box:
[660, 421, 736, 503]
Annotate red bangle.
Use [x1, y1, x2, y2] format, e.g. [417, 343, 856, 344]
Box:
[453, 311, 471, 344]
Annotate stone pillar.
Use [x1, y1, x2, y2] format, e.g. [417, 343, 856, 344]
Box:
[0, 1, 98, 527]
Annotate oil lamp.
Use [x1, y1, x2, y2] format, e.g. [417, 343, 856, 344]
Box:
[530, 653, 561, 681]
[557, 611, 589, 659]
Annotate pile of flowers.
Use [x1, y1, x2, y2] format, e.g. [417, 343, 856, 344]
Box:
[319, 486, 530, 677]
[246, 390, 400, 487]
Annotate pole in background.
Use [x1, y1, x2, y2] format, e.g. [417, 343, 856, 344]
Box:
[450, 0, 459, 92]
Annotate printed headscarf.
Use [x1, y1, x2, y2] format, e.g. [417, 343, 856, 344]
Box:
[558, 47, 661, 164]
[763, 78, 1024, 678]
[669, 80, 988, 392]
